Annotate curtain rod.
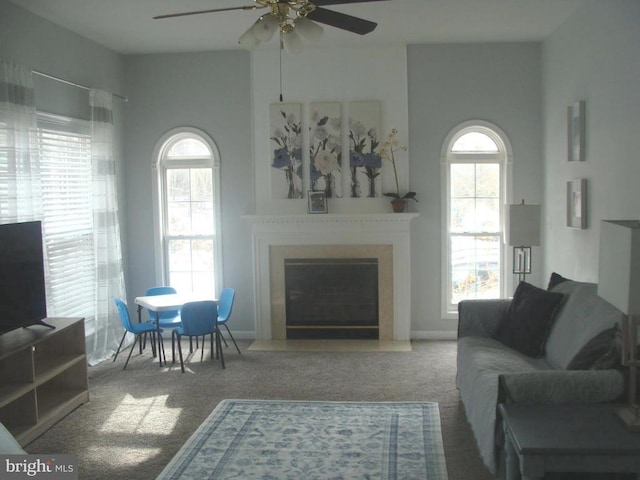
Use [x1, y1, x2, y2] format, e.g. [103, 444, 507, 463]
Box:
[32, 69, 128, 102]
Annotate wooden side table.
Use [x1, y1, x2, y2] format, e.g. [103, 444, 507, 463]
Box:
[498, 403, 640, 480]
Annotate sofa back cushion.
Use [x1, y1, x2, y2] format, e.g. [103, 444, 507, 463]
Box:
[545, 279, 623, 369]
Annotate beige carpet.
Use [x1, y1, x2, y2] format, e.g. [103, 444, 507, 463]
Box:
[248, 339, 412, 352]
[24, 339, 492, 480]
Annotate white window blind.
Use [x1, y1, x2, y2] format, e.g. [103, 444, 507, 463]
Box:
[37, 114, 96, 328]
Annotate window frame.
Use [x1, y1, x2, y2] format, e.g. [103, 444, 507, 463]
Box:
[152, 127, 223, 294]
[440, 120, 513, 319]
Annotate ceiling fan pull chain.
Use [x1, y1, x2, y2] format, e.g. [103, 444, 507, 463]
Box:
[279, 32, 284, 102]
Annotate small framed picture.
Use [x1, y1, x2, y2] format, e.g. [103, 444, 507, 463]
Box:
[567, 179, 587, 229]
[308, 191, 328, 214]
[567, 100, 585, 162]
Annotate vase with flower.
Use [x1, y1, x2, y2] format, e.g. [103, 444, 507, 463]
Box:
[379, 129, 417, 212]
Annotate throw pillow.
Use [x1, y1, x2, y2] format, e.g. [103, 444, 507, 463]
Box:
[496, 281, 565, 358]
[547, 272, 572, 290]
[567, 324, 622, 370]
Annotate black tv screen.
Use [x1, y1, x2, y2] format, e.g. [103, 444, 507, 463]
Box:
[0, 221, 49, 335]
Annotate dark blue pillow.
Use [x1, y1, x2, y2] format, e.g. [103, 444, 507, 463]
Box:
[547, 272, 571, 290]
[496, 281, 565, 358]
[567, 324, 622, 370]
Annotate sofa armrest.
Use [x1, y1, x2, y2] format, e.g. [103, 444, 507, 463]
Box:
[498, 369, 625, 404]
[0, 422, 25, 454]
[457, 299, 511, 339]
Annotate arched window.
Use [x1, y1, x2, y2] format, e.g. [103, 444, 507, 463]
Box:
[153, 128, 222, 295]
[442, 121, 511, 317]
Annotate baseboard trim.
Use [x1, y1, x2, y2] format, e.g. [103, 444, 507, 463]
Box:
[411, 330, 457, 340]
[210, 331, 457, 341]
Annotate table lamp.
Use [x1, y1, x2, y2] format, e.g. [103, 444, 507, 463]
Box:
[597, 220, 640, 430]
[509, 200, 541, 283]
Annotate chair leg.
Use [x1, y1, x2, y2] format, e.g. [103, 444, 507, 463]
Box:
[200, 335, 205, 362]
[219, 330, 229, 348]
[222, 324, 241, 354]
[171, 330, 176, 364]
[216, 326, 225, 369]
[159, 333, 166, 366]
[123, 335, 139, 370]
[148, 332, 157, 357]
[114, 331, 127, 362]
[177, 333, 185, 373]
[210, 332, 214, 359]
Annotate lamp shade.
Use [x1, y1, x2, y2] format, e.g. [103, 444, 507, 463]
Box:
[239, 27, 260, 50]
[282, 29, 303, 54]
[252, 14, 279, 42]
[597, 220, 640, 315]
[509, 203, 541, 246]
[295, 17, 323, 43]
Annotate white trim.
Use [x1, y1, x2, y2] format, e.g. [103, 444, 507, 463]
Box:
[440, 120, 513, 320]
[411, 330, 458, 340]
[151, 127, 223, 293]
[243, 214, 418, 341]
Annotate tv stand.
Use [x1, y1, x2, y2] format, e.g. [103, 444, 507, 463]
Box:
[0, 317, 89, 446]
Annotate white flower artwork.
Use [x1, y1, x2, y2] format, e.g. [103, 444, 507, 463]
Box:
[348, 101, 382, 198]
[269, 103, 303, 199]
[309, 102, 342, 198]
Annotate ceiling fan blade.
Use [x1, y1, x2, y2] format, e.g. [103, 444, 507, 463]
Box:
[307, 7, 377, 35]
[313, 0, 388, 5]
[153, 5, 258, 20]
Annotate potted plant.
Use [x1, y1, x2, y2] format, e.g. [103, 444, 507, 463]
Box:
[379, 129, 417, 212]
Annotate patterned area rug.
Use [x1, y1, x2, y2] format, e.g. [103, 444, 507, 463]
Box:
[156, 399, 448, 480]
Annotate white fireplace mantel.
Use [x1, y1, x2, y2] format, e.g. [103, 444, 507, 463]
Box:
[244, 213, 418, 341]
[243, 213, 418, 232]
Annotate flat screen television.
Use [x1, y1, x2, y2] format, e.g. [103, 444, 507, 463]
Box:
[0, 221, 53, 335]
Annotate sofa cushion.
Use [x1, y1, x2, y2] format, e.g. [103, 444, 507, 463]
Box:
[495, 281, 565, 358]
[456, 336, 551, 473]
[0, 422, 25, 454]
[567, 324, 622, 370]
[545, 280, 623, 369]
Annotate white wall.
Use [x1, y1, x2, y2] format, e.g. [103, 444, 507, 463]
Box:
[123, 51, 256, 335]
[542, 0, 640, 282]
[251, 46, 410, 214]
[407, 43, 543, 338]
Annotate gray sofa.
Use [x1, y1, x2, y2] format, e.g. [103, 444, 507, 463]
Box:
[456, 274, 625, 476]
[0, 422, 25, 454]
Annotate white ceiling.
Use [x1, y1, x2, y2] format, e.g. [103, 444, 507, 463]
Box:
[9, 0, 586, 55]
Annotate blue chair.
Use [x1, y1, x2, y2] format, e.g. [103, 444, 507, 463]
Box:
[145, 286, 182, 362]
[217, 288, 241, 355]
[114, 298, 163, 370]
[172, 300, 224, 372]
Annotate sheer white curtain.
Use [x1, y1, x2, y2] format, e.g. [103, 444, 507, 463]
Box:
[88, 89, 127, 365]
[0, 60, 42, 221]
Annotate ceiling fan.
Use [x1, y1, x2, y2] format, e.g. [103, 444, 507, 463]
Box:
[154, 0, 388, 53]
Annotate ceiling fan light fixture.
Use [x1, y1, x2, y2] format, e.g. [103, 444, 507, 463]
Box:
[282, 28, 304, 54]
[294, 16, 323, 44]
[252, 13, 279, 42]
[239, 26, 260, 50]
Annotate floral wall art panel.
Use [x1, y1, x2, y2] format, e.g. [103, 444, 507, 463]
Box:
[270, 103, 303, 199]
[309, 102, 342, 198]
[348, 101, 382, 198]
